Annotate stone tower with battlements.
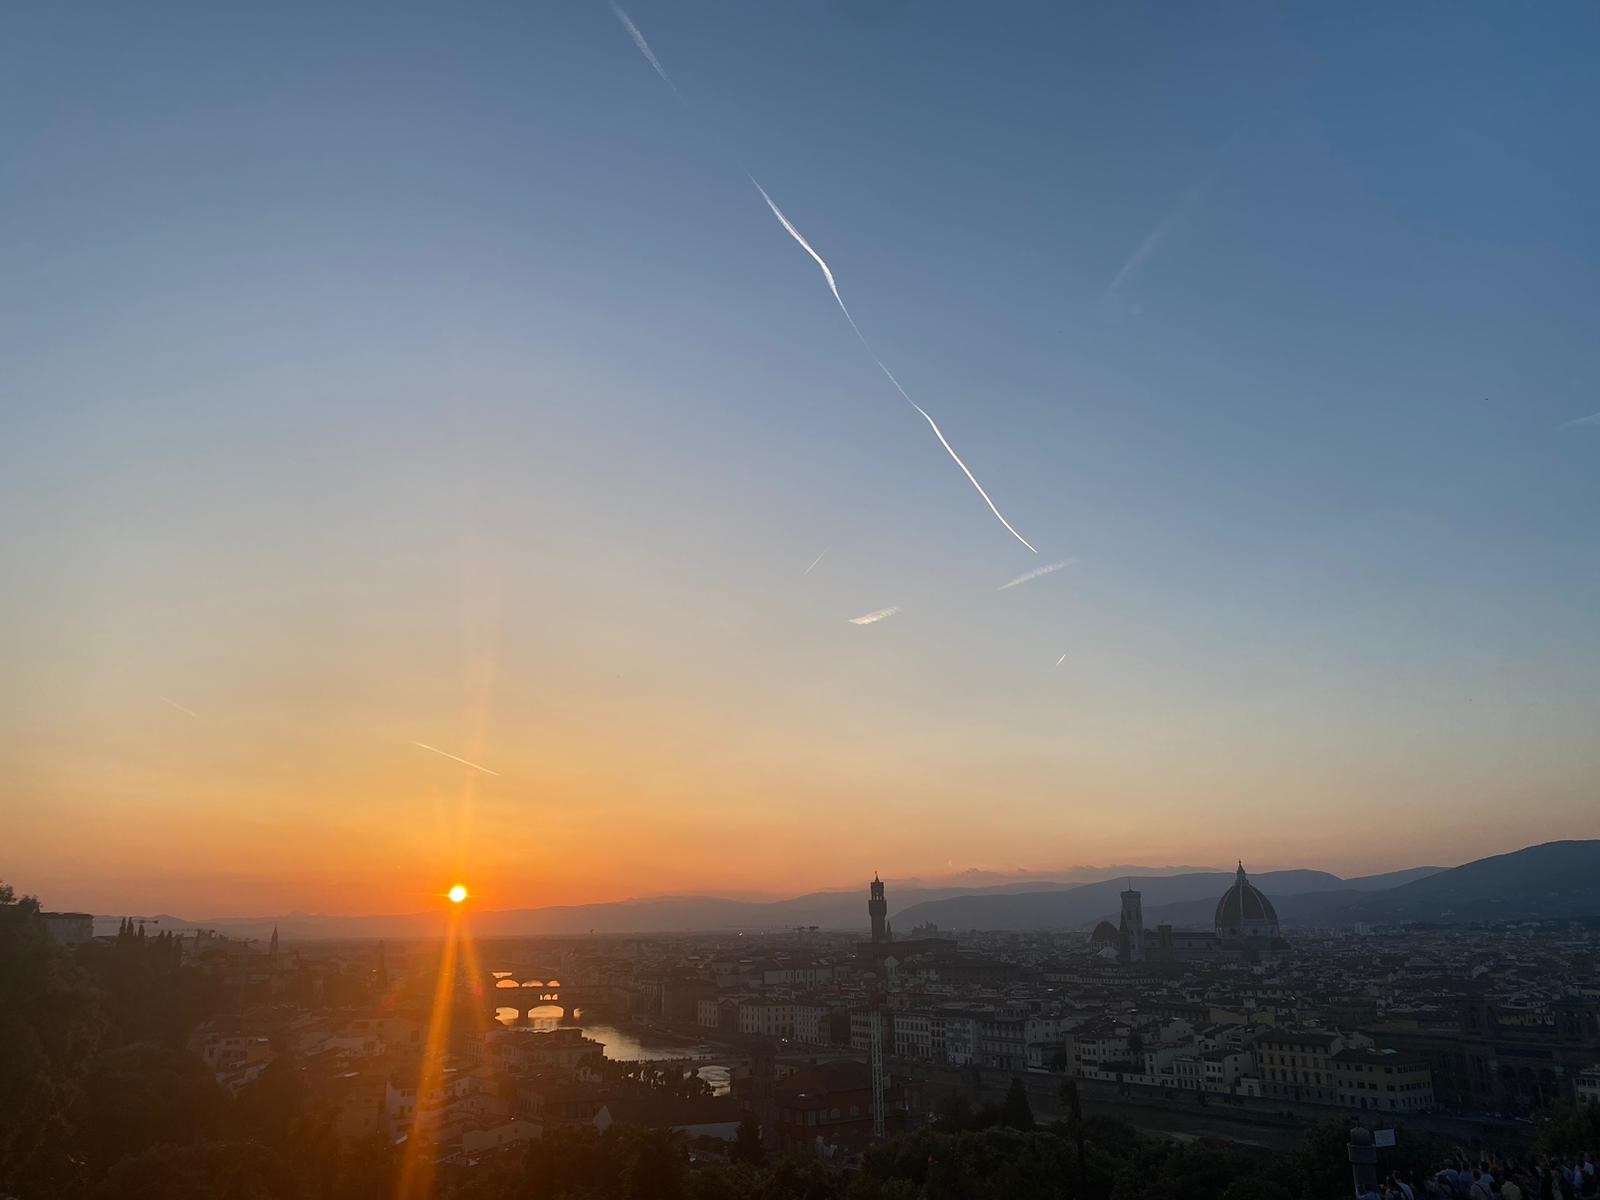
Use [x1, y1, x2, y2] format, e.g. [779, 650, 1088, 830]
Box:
[868, 875, 888, 946]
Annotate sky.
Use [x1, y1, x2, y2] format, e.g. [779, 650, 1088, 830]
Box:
[3, 1, 1599, 918]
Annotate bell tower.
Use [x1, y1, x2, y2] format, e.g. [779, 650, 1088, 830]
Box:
[1119, 884, 1144, 963]
[869, 875, 888, 945]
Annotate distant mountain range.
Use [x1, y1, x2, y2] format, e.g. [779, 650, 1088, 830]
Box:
[890, 866, 1446, 932]
[105, 841, 1600, 941]
[892, 864, 1224, 889]
[1128, 873, 1446, 931]
[1335, 840, 1600, 924]
[894, 842, 1600, 932]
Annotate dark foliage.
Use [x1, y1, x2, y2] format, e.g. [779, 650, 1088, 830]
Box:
[1000, 1076, 1037, 1130]
[1539, 1099, 1600, 1156]
[732, 1111, 768, 1167]
[71, 1042, 228, 1176]
[0, 886, 107, 1196]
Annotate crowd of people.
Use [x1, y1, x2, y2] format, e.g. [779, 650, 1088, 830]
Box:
[1364, 1153, 1598, 1200]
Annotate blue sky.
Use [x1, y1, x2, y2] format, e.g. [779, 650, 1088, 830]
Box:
[3, 1, 1598, 912]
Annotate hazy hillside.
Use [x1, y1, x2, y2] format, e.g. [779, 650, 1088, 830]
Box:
[1127, 867, 1446, 931]
[894, 865, 1456, 932]
[885, 864, 1221, 890]
[1130, 889, 1360, 931]
[1337, 840, 1600, 924]
[898, 844, 1600, 933]
[1334, 866, 1448, 891]
[890, 869, 1342, 932]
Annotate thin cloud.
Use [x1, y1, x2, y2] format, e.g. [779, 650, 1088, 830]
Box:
[848, 606, 902, 625]
[1104, 170, 1216, 307]
[411, 741, 501, 777]
[998, 557, 1075, 591]
[803, 549, 828, 575]
[1560, 412, 1600, 429]
[608, 2, 682, 98]
[159, 695, 200, 718]
[751, 179, 847, 316]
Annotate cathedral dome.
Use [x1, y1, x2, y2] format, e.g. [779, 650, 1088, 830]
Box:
[1089, 920, 1119, 945]
[1214, 863, 1279, 939]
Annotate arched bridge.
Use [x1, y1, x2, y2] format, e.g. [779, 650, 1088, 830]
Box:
[488, 972, 627, 1023]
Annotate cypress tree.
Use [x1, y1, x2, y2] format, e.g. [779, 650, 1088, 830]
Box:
[1000, 1076, 1035, 1130]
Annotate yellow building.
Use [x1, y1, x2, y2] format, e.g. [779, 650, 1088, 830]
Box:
[1333, 1048, 1435, 1113]
[1254, 1028, 1343, 1104]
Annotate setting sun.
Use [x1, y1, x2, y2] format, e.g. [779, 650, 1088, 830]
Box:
[447, 885, 468, 904]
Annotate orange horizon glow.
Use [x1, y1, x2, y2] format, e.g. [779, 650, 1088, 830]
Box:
[10, 531, 1598, 918]
[9, 536, 1599, 921]
[15, 813, 1597, 918]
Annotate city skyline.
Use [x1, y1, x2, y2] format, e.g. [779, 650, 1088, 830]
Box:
[6, 1, 1600, 918]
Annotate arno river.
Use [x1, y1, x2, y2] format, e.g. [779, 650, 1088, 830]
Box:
[494, 1005, 731, 1094]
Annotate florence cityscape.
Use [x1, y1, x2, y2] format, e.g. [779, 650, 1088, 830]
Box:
[4, 1, 1600, 1199]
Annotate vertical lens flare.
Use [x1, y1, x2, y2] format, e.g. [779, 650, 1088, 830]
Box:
[394, 905, 463, 1200]
[392, 892, 493, 1200]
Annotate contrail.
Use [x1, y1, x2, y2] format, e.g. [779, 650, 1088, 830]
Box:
[750, 179, 849, 324]
[1104, 169, 1217, 308]
[849, 606, 902, 625]
[748, 177, 1038, 554]
[1055, 653, 1067, 667]
[608, 1, 682, 97]
[1561, 411, 1600, 429]
[159, 695, 199, 718]
[411, 741, 501, 777]
[998, 558, 1075, 591]
[803, 549, 828, 575]
[605, 4, 1037, 555]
